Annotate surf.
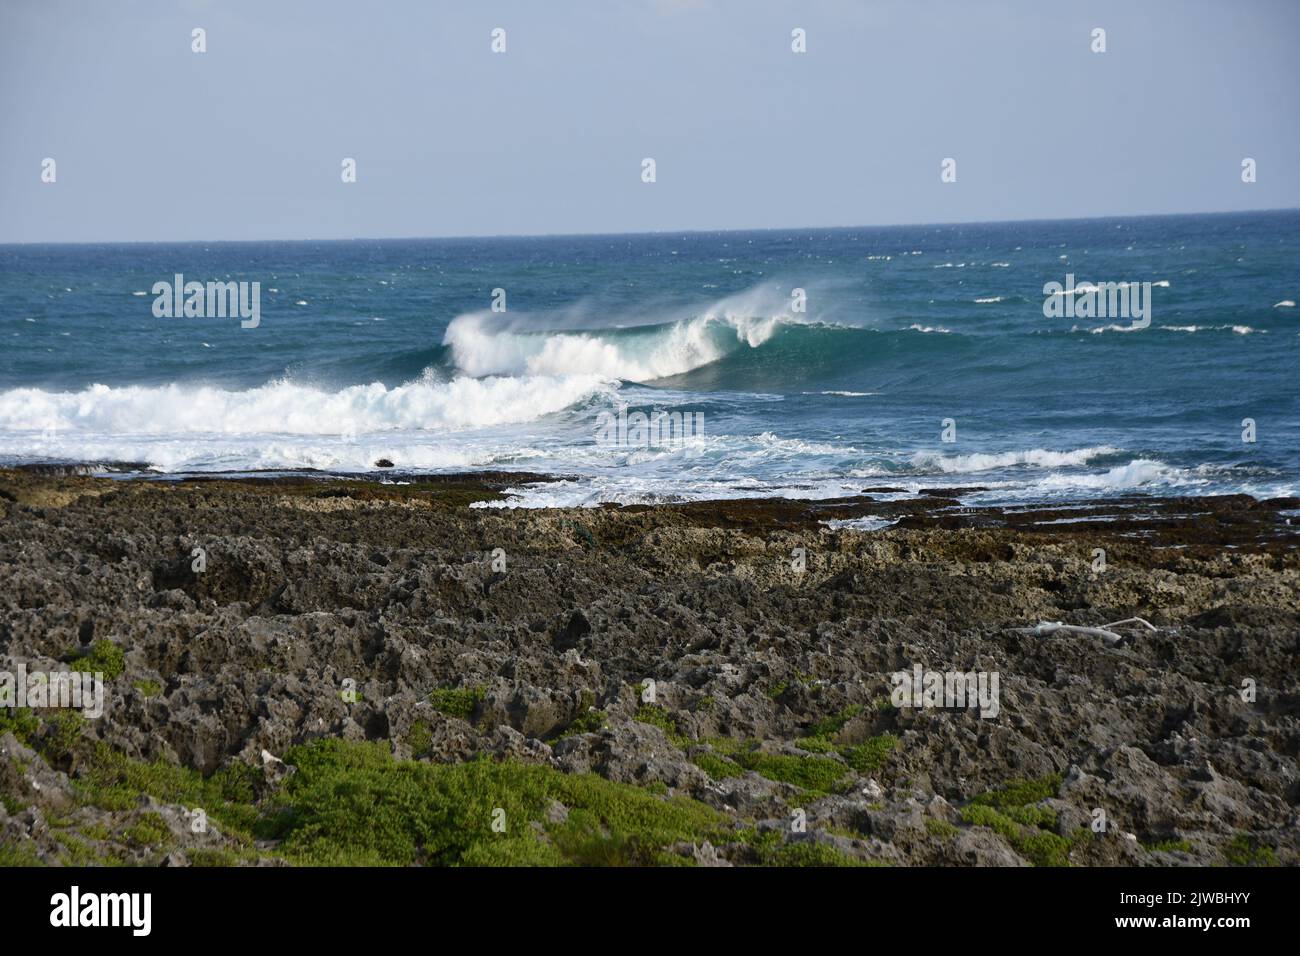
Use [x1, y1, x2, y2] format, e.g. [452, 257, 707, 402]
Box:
[0, 372, 617, 437]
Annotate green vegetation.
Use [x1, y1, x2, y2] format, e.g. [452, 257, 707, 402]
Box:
[68, 640, 125, 680]
[428, 686, 484, 721]
[959, 803, 1087, 867]
[925, 817, 959, 839]
[958, 774, 1078, 866]
[969, 773, 1062, 809]
[1223, 834, 1276, 867]
[58, 833, 122, 867]
[186, 847, 246, 867]
[999, 803, 1058, 829]
[632, 704, 688, 745]
[793, 696, 898, 775]
[557, 693, 607, 739]
[737, 828, 879, 867]
[690, 751, 743, 779]
[694, 735, 869, 795]
[0, 707, 40, 741]
[0, 701, 1099, 870]
[796, 736, 837, 754]
[841, 734, 899, 774]
[406, 720, 433, 758]
[563, 709, 606, 736]
[1143, 837, 1193, 854]
[44, 711, 85, 761]
[78, 822, 111, 841]
[124, 812, 173, 849]
[803, 705, 863, 740]
[133, 679, 162, 699]
[76, 742, 261, 836]
[0, 839, 43, 867]
[729, 752, 847, 796]
[760, 842, 875, 867]
[789, 696, 899, 778]
[258, 740, 729, 866]
[4, 707, 750, 867]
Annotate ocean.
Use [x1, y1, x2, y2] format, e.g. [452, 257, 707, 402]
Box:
[1, 210, 1297, 508]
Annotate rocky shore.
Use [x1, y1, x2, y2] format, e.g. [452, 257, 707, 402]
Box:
[1, 467, 1297, 867]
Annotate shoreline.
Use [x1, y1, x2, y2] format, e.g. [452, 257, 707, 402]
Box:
[1, 468, 1297, 866]
[8, 460, 1299, 541]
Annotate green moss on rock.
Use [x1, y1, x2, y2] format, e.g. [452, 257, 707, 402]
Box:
[690, 751, 744, 780]
[969, 773, 1062, 809]
[1223, 834, 1277, 867]
[69, 640, 125, 680]
[260, 739, 729, 866]
[841, 733, 898, 774]
[428, 686, 484, 721]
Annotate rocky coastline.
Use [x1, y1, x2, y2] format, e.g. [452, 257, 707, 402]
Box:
[1, 468, 1296, 867]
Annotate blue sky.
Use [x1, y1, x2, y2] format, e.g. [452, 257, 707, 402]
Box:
[2, 0, 1297, 242]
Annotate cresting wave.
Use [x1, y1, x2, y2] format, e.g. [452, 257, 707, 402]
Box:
[908, 446, 1120, 474]
[0, 293, 859, 445]
[0, 373, 617, 436]
[441, 305, 810, 382]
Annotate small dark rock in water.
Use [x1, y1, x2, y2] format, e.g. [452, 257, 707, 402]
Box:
[374, 459, 394, 468]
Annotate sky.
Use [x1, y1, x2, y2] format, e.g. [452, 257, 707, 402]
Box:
[1, 0, 1298, 243]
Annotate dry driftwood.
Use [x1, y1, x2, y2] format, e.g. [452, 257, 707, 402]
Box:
[1011, 617, 1159, 647]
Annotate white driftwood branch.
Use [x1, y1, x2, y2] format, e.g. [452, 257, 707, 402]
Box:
[1011, 616, 1159, 647]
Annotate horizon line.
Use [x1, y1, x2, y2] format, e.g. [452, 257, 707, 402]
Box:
[2, 206, 1297, 248]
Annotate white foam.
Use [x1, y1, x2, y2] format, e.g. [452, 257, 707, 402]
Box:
[754, 431, 854, 456]
[1032, 459, 1190, 491]
[823, 516, 897, 532]
[0, 373, 615, 437]
[1157, 324, 1261, 334]
[1079, 323, 1146, 334]
[442, 293, 807, 382]
[910, 446, 1120, 474]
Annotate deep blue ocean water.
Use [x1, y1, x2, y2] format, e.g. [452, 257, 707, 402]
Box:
[1, 211, 1297, 508]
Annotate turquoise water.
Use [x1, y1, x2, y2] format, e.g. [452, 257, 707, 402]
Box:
[1, 211, 1297, 506]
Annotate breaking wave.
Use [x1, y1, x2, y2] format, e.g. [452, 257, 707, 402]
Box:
[0, 373, 617, 436]
[909, 446, 1120, 474]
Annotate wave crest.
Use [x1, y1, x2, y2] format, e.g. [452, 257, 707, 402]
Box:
[0, 373, 615, 436]
[442, 289, 815, 382]
[910, 446, 1120, 474]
